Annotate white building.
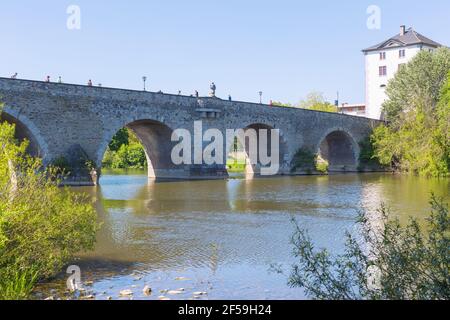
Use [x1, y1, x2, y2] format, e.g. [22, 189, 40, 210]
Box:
[363, 26, 442, 120]
[338, 103, 366, 117]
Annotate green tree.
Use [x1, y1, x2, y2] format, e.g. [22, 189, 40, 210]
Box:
[0, 105, 98, 299]
[108, 128, 129, 152]
[272, 101, 296, 108]
[383, 48, 450, 123]
[102, 128, 147, 169]
[273, 91, 338, 113]
[287, 195, 449, 300]
[299, 91, 338, 113]
[371, 48, 450, 177]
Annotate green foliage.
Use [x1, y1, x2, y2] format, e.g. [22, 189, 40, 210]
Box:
[124, 143, 147, 168]
[372, 49, 450, 177]
[50, 156, 72, 175]
[0, 108, 99, 299]
[291, 148, 317, 173]
[299, 91, 338, 113]
[291, 148, 329, 173]
[288, 195, 449, 300]
[108, 127, 129, 152]
[358, 137, 383, 170]
[383, 48, 450, 123]
[272, 101, 296, 108]
[0, 267, 39, 300]
[315, 160, 329, 173]
[226, 158, 246, 173]
[102, 128, 147, 169]
[273, 91, 338, 113]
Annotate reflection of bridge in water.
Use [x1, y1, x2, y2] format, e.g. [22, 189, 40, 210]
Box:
[0, 77, 380, 185]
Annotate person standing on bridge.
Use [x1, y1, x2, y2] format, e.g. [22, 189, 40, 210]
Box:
[11, 72, 18, 79]
[195, 90, 199, 98]
[228, 95, 232, 101]
[87, 79, 93, 86]
[45, 75, 50, 82]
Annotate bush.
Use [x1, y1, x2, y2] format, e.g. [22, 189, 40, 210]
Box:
[50, 156, 72, 175]
[291, 148, 317, 173]
[315, 160, 329, 173]
[291, 148, 329, 174]
[357, 137, 383, 171]
[287, 195, 449, 300]
[0, 113, 99, 300]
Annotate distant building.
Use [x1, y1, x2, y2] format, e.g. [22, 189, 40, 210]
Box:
[362, 25, 442, 120]
[339, 103, 366, 117]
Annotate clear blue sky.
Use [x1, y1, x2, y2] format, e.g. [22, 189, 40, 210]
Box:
[1, 0, 449, 104]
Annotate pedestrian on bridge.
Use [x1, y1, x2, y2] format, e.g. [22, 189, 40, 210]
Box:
[45, 75, 50, 82]
[11, 72, 18, 79]
[88, 79, 93, 86]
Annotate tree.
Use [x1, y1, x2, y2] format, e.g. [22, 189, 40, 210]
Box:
[273, 92, 338, 113]
[102, 128, 147, 169]
[383, 48, 450, 124]
[371, 48, 450, 177]
[299, 91, 338, 113]
[287, 195, 449, 300]
[108, 127, 129, 152]
[0, 105, 98, 299]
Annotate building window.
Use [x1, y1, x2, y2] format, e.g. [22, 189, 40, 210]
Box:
[380, 52, 386, 60]
[399, 49, 406, 58]
[379, 66, 387, 77]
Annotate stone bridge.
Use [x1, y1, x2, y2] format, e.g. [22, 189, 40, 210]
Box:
[0, 78, 380, 185]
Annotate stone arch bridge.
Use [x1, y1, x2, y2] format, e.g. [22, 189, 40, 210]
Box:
[0, 78, 380, 185]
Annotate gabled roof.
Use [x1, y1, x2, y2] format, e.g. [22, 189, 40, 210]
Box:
[363, 27, 442, 52]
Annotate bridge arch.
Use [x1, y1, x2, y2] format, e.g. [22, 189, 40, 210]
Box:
[316, 128, 360, 172]
[98, 118, 183, 180]
[237, 123, 288, 177]
[0, 108, 47, 159]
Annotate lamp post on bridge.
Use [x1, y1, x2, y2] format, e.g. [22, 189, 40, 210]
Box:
[142, 76, 147, 91]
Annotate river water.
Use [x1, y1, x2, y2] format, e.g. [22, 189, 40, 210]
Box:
[35, 171, 449, 300]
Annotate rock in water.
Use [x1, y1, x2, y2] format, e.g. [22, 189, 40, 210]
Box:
[143, 285, 152, 296]
[119, 289, 133, 297]
[168, 290, 183, 295]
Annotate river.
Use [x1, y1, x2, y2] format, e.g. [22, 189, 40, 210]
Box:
[34, 171, 449, 300]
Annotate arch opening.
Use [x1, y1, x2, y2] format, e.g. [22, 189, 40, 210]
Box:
[101, 119, 181, 180]
[225, 135, 247, 177]
[1, 112, 41, 157]
[318, 131, 359, 172]
[236, 123, 287, 178]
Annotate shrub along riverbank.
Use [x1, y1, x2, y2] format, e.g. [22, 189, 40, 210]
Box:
[0, 104, 99, 300]
[287, 194, 449, 300]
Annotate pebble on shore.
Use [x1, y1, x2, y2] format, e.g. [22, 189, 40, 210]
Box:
[119, 289, 133, 297]
[143, 285, 152, 296]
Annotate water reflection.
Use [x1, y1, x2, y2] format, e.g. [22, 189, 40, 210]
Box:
[39, 171, 449, 300]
